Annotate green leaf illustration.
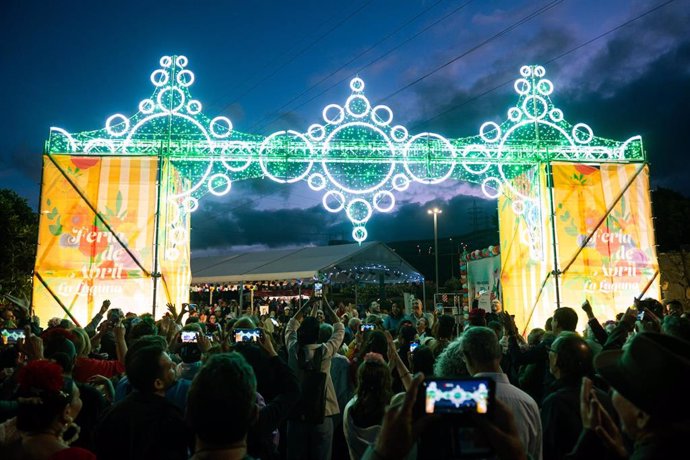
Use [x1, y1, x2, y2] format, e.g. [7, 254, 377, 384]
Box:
[47, 207, 58, 219]
[116, 191, 123, 215]
[49, 217, 63, 236]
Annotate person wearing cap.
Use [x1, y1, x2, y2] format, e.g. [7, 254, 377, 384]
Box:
[568, 332, 690, 459]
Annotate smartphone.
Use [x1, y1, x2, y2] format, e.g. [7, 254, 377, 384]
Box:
[422, 377, 495, 416]
[637, 310, 645, 321]
[0, 329, 25, 346]
[233, 328, 263, 343]
[314, 282, 323, 298]
[188, 304, 198, 312]
[205, 333, 214, 342]
[409, 341, 420, 353]
[181, 331, 198, 343]
[270, 318, 280, 327]
[360, 323, 375, 332]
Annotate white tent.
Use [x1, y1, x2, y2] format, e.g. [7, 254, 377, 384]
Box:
[191, 241, 423, 284]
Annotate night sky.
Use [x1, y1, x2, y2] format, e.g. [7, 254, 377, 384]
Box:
[1, 0, 688, 254]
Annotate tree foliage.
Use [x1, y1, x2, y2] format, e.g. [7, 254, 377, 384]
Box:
[0, 189, 38, 298]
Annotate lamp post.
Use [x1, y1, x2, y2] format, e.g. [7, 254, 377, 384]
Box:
[427, 207, 442, 298]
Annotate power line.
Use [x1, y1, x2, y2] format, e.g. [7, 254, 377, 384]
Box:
[378, 0, 565, 104]
[214, 1, 373, 117]
[247, 0, 455, 132]
[252, 0, 474, 133]
[414, 0, 677, 128]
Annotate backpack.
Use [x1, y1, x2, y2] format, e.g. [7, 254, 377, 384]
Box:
[292, 345, 327, 424]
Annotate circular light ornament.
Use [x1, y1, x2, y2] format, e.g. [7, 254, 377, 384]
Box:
[372, 105, 393, 126]
[346, 198, 373, 224]
[534, 66, 546, 77]
[165, 247, 180, 261]
[307, 124, 326, 141]
[157, 86, 186, 113]
[373, 191, 395, 213]
[481, 177, 502, 199]
[150, 69, 169, 87]
[259, 130, 313, 183]
[210, 116, 233, 138]
[323, 190, 346, 213]
[352, 226, 368, 243]
[350, 77, 365, 92]
[323, 104, 345, 125]
[176, 69, 195, 87]
[392, 173, 410, 191]
[106, 114, 130, 137]
[346, 94, 371, 118]
[160, 56, 173, 68]
[187, 100, 202, 115]
[175, 55, 188, 68]
[549, 108, 564, 123]
[572, 123, 594, 144]
[390, 125, 409, 143]
[182, 197, 199, 212]
[521, 95, 548, 120]
[536, 78, 553, 96]
[139, 99, 155, 114]
[308, 173, 327, 191]
[514, 78, 531, 95]
[207, 173, 232, 196]
[403, 132, 456, 184]
[508, 107, 522, 122]
[480, 122, 501, 143]
[520, 66, 532, 77]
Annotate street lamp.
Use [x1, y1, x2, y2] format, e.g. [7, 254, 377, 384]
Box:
[427, 207, 442, 298]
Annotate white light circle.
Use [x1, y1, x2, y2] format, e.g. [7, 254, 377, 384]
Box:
[323, 104, 345, 124]
[139, 99, 155, 114]
[165, 247, 180, 261]
[106, 114, 130, 137]
[373, 191, 395, 213]
[210, 116, 233, 138]
[175, 55, 188, 68]
[537, 78, 553, 96]
[520, 66, 532, 77]
[480, 122, 501, 143]
[307, 124, 326, 141]
[207, 173, 232, 196]
[390, 125, 409, 142]
[508, 107, 522, 122]
[482, 177, 502, 199]
[353, 227, 368, 243]
[534, 66, 546, 77]
[150, 69, 169, 87]
[258, 130, 314, 184]
[323, 191, 346, 213]
[350, 77, 365, 92]
[346, 94, 371, 118]
[512, 200, 526, 215]
[187, 100, 202, 115]
[403, 132, 456, 184]
[514, 78, 531, 95]
[521, 95, 548, 120]
[160, 56, 173, 68]
[549, 108, 564, 122]
[308, 173, 327, 191]
[170, 227, 188, 244]
[346, 198, 373, 224]
[183, 197, 199, 212]
[322, 122, 395, 195]
[572, 123, 594, 144]
[177, 69, 195, 87]
[392, 173, 410, 191]
[157, 86, 185, 113]
[372, 105, 393, 126]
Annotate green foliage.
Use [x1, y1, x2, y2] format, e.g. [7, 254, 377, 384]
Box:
[0, 189, 38, 298]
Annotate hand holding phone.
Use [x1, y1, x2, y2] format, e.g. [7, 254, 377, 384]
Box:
[232, 328, 263, 343]
[360, 323, 375, 332]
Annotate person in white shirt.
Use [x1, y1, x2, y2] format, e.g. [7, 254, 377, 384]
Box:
[459, 326, 543, 460]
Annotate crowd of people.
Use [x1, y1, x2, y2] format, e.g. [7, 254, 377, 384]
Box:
[0, 294, 689, 459]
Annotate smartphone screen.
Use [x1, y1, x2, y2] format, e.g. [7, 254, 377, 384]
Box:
[181, 331, 198, 343]
[410, 341, 420, 352]
[205, 333, 214, 342]
[314, 282, 323, 298]
[423, 378, 494, 415]
[233, 328, 262, 343]
[360, 323, 375, 332]
[1, 329, 26, 345]
[637, 310, 645, 321]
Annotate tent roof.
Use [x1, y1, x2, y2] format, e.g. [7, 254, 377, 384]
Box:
[191, 242, 424, 284]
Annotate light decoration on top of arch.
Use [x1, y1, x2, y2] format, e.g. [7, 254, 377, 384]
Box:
[46, 56, 644, 255]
